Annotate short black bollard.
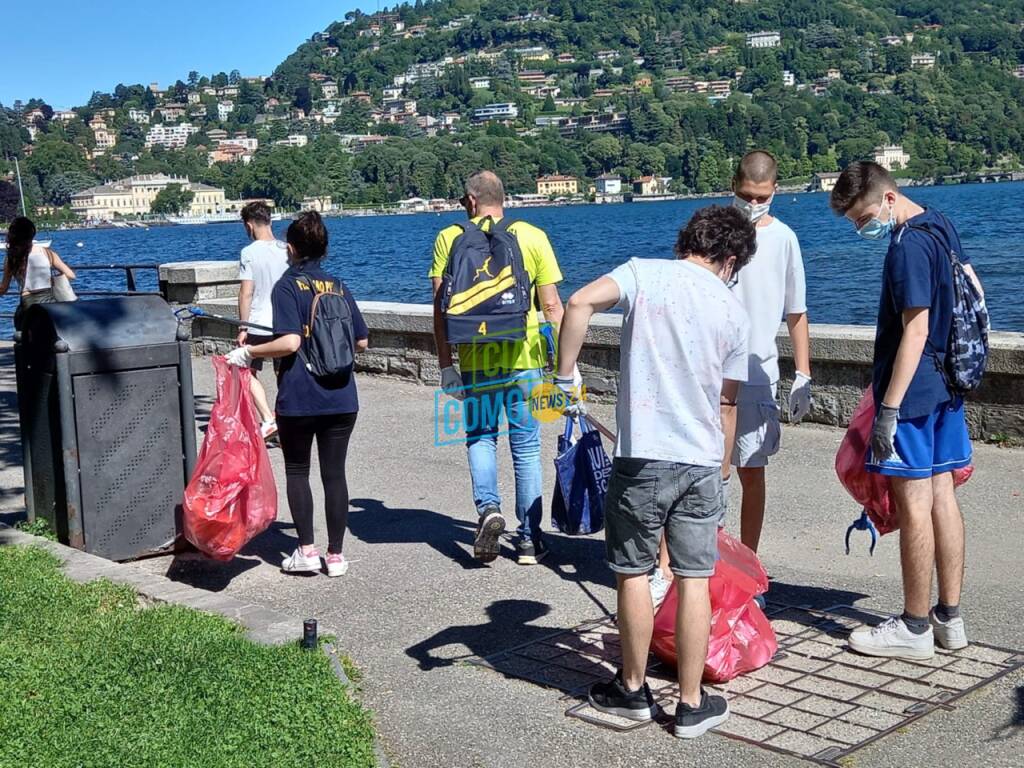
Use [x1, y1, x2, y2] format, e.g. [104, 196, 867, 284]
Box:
[302, 619, 318, 650]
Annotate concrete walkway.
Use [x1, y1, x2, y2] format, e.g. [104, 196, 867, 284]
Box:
[2, 347, 1023, 767]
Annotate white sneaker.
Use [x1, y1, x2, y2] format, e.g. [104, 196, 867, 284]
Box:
[324, 553, 349, 578]
[929, 610, 968, 650]
[849, 616, 934, 660]
[649, 570, 671, 609]
[282, 547, 321, 573]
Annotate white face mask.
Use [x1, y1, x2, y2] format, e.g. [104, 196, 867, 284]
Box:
[732, 194, 772, 223]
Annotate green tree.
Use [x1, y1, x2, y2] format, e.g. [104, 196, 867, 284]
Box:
[150, 184, 195, 215]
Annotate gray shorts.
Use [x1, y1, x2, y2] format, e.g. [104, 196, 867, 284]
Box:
[246, 333, 280, 373]
[604, 457, 722, 578]
[732, 384, 781, 469]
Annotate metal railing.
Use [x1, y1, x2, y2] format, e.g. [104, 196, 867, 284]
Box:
[0, 263, 162, 319]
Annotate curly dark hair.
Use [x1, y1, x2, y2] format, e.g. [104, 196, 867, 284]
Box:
[286, 211, 328, 263]
[240, 201, 272, 226]
[674, 205, 757, 272]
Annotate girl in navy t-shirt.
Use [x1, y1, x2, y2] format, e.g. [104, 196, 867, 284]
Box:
[226, 211, 368, 576]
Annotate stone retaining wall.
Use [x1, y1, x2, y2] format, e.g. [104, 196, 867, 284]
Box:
[162, 261, 1024, 439]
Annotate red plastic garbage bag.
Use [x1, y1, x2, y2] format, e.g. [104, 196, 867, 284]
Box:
[651, 530, 777, 683]
[835, 388, 973, 536]
[183, 357, 277, 560]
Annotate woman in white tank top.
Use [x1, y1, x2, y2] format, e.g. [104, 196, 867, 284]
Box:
[1, 216, 76, 329]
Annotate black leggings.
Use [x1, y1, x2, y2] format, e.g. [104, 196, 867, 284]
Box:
[277, 412, 357, 554]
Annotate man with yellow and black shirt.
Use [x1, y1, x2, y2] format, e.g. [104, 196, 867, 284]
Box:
[429, 170, 567, 566]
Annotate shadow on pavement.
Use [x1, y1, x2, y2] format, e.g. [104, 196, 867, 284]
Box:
[348, 497, 487, 570]
[989, 685, 1024, 742]
[156, 520, 299, 592]
[406, 599, 558, 671]
[767, 580, 870, 613]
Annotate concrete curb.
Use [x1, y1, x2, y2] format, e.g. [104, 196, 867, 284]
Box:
[0, 523, 391, 768]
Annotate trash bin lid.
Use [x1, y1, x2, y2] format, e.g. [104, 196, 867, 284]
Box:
[22, 296, 181, 352]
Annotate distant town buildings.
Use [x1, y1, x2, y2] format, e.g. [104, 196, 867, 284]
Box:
[276, 134, 309, 148]
[70, 174, 227, 219]
[782, 70, 796, 87]
[746, 31, 781, 49]
[145, 123, 199, 149]
[128, 109, 150, 124]
[810, 172, 841, 193]
[911, 53, 937, 69]
[1012, 64, 1024, 79]
[633, 176, 673, 197]
[880, 35, 903, 47]
[873, 144, 910, 171]
[472, 103, 519, 123]
[595, 174, 622, 196]
[536, 175, 579, 196]
[469, 76, 491, 90]
[217, 101, 235, 122]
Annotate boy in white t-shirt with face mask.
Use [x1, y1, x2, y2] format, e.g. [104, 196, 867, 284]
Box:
[729, 150, 812, 560]
[237, 201, 290, 441]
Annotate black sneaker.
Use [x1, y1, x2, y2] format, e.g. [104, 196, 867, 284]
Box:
[674, 690, 729, 739]
[516, 536, 549, 565]
[473, 506, 505, 563]
[588, 671, 659, 722]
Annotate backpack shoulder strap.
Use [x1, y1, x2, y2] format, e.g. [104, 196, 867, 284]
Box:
[492, 217, 518, 233]
[906, 220, 957, 263]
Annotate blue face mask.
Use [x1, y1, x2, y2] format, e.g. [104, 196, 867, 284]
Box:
[857, 198, 896, 240]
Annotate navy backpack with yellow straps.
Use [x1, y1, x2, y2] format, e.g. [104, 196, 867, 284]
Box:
[439, 216, 533, 344]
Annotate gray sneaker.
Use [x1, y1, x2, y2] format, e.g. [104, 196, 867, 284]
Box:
[473, 507, 505, 563]
[849, 616, 934, 660]
[929, 610, 968, 650]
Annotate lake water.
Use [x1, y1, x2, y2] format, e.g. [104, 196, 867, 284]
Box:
[3, 181, 1022, 334]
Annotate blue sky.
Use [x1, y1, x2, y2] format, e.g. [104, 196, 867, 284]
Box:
[0, 1, 365, 109]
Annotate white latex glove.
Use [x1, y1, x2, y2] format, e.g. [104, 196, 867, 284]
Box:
[440, 365, 465, 401]
[554, 365, 586, 416]
[789, 371, 813, 423]
[225, 346, 253, 368]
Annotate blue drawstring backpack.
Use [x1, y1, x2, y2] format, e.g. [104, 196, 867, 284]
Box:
[551, 415, 612, 535]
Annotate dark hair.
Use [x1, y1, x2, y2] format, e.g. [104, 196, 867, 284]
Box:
[675, 205, 756, 272]
[5, 217, 36, 281]
[240, 201, 272, 226]
[733, 150, 778, 185]
[286, 211, 328, 263]
[830, 161, 896, 215]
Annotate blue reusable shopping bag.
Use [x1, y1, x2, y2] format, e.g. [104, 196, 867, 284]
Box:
[551, 415, 613, 535]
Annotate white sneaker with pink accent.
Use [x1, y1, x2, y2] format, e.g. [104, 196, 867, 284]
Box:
[325, 553, 349, 578]
[282, 547, 321, 574]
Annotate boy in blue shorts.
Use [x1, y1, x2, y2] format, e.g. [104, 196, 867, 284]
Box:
[831, 161, 984, 660]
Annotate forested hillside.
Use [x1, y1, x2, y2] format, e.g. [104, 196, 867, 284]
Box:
[2, 0, 1023, 215]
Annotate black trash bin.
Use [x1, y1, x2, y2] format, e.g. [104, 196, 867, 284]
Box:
[14, 296, 197, 560]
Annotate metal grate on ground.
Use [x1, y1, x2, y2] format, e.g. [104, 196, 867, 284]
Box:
[469, 603, 1024, 766]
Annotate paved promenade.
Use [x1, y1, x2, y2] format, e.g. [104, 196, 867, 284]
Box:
[1, 346, 1022, 766]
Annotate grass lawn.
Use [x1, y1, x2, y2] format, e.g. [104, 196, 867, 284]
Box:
[0, 545, 376, 768]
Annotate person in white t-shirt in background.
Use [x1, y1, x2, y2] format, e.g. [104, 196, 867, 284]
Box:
[729, 150, 812, 566]
[237, 201, 290, 441]
[646, 151, 812, 609]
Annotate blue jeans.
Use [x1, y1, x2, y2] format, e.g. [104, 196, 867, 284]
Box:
[461, 368, 543, 541]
